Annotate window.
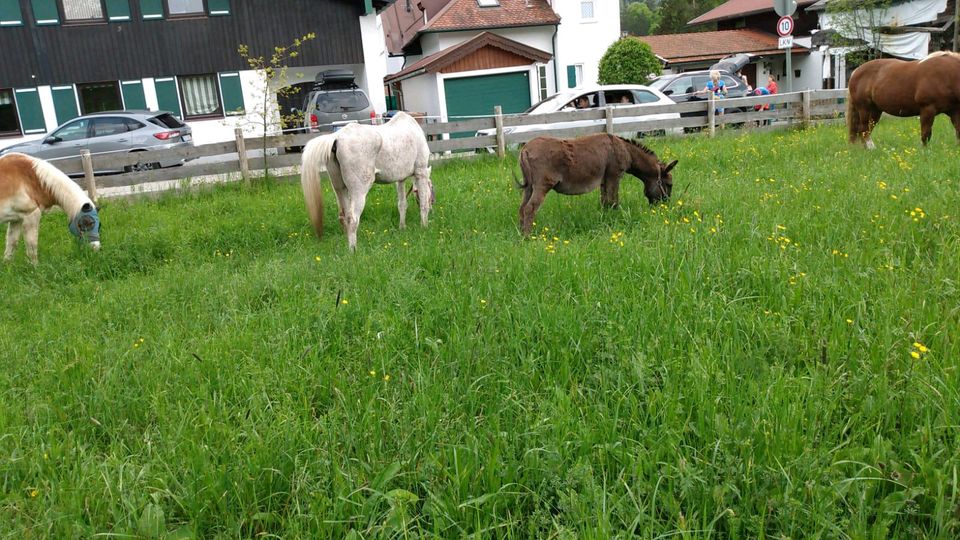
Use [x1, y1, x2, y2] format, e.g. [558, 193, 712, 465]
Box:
[537, 65, 548, 101]
[0, 89, 21, 136]
[580, 0, 594, 19]
[62, 0, 104, 21]
[179, 74, 222, 118]
[52, 119, 91, 142]
[90, 116, 141, 138]
[77, 81, 122, 114]
[167, 0, 203, 16]
[632, 90, 660, 104]
[477, 0, 499, 6]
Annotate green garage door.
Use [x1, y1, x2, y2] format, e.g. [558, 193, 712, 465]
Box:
[444, 71, 531, 138]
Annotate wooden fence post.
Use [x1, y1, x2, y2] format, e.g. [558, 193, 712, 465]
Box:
[80, 150, 98, 202]
[708, 94, 716, 138]
[605, 106, 614, 134]
[235, 128, 249, 184]
[802, 90, 812, 128]
[494, 105, 505, 158]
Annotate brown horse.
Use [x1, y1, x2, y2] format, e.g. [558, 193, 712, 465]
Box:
[515, 133, 677, 236]
[848, 51, 960, 148]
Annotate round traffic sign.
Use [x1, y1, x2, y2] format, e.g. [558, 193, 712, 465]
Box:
[777, 15, 794, 37]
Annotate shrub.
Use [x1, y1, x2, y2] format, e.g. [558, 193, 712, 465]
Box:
[598, 38, 662, 85]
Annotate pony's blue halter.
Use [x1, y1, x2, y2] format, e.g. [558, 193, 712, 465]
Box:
[69, 203, 101, 243]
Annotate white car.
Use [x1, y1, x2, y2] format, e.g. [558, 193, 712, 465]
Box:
[476, 84, 680, 141]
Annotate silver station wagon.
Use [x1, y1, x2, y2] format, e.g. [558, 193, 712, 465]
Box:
[0, 110, 194, 174]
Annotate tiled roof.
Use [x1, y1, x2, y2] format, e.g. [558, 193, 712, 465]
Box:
[638, 29, 806, 65]
[689, 0, 820, 25]
[427, 0, 559, 31]
[380, 0, 559, 54]
[384, 31, 551, 83]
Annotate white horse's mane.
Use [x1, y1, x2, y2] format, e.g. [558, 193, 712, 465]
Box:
[20, 153, 92, 217]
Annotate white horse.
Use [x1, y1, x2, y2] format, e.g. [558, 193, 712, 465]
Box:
[1, 152, 101, 264]
[300, 111, 434, 251]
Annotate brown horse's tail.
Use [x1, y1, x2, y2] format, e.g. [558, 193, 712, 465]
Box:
[300, 133, 337, 238]
[845, 87, 857, 143]
[513, 149, 530, 190]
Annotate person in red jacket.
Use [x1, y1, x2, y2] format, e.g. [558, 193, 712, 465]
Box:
[766, 75, 779, 95]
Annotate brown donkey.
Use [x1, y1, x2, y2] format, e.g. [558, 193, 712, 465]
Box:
[516, 133, 678, 236]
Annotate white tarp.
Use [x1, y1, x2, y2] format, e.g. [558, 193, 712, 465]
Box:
[819, 0, 947, 59]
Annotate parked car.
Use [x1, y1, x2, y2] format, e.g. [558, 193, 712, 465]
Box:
[0, 110, 193, 174]
[475, 84, 680, 143]
[295, 69, 376, 134]
[648, 69, 750, 117]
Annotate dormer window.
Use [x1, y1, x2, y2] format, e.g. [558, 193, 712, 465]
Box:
[477, 0, 500, 7]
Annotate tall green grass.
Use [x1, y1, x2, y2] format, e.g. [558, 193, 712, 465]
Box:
[1, 118, 958, 538]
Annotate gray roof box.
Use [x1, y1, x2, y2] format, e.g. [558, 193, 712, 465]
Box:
[315, 69, 357, 89]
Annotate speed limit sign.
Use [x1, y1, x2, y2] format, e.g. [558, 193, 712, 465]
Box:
[777, 15, 794, 37]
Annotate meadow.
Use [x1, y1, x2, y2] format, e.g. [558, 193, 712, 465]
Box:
[1, 118, 958, 538]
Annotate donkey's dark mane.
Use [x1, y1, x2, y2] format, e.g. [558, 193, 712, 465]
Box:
[616, 135, 656, 157]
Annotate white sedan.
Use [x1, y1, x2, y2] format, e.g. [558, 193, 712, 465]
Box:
[476, 84, 680, 141]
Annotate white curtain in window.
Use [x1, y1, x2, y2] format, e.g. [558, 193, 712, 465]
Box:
[580, 1, 594, 19]
[181, 75, 219, 116]
[64, 0, 104, 20]
[0, 91, 12, 105]
[168, 0, 204, 15]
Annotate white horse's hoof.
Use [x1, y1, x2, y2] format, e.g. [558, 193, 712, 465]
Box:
[865, 139, 876, 150]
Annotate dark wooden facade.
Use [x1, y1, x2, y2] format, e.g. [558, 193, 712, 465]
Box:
[0, 0, 371, 87]
[439, 47, 532, 74]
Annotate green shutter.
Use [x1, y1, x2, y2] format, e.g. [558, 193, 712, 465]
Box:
[0, 0, 24, 26]
[363, 0, 373, 15]
[121, 80, 147, 109]
[154, 77, 182, 119]
[31, 0, 59, 25]
[105, 0, 131, 21]
[218, 72, 244, 116]
[51, 85, 79, 125]
[566, 65, 576, 89]
[207, 0, 230, 16]
[140, 0, 163, 19]
[13, 88, 46, 134]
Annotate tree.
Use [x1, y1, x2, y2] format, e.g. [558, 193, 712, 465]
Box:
[598, 38, 662, 85]
[823, 0, 892, 68]
[655, 0, 724, 34]
[622, 2, 659, 36]
[237, 32, 316, 178]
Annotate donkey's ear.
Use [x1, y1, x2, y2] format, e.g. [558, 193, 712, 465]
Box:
[662, 160, 678, 174]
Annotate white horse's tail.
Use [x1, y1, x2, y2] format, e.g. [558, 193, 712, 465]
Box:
[300, 133, 337, 238]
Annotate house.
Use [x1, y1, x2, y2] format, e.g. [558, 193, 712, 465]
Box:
[678, 0, 824, 91]
[0, 0, 394, 147]
[379, 0, 620, 124]
[638, 28, 812, 91]
[809, 0, 957, 62]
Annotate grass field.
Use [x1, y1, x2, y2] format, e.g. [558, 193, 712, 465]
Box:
[2, 117, 958, 538]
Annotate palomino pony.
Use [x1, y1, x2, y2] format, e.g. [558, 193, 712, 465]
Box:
[848, 51, 960, 148]
[515, 133, 678, 236]
[300, 111, 433, 251]
[1, 152, 101, 264]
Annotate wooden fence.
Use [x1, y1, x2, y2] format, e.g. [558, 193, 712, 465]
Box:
[48, 89, 847, 199]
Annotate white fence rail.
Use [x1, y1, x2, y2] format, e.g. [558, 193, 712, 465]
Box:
[43, 89, 846, 199]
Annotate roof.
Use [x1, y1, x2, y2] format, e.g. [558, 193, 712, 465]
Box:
[385, 31, 551, 83]
[689, 0, 820, 25]
[637, 29, 807, 65]
[381, 0, 559, 55]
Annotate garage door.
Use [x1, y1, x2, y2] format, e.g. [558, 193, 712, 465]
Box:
[444, 71, 532, 138]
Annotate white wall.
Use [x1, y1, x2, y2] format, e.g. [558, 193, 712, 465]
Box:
[397, 74, 442, 119]
[359, 12, 389, 114]
[553, 0, 620, 89]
